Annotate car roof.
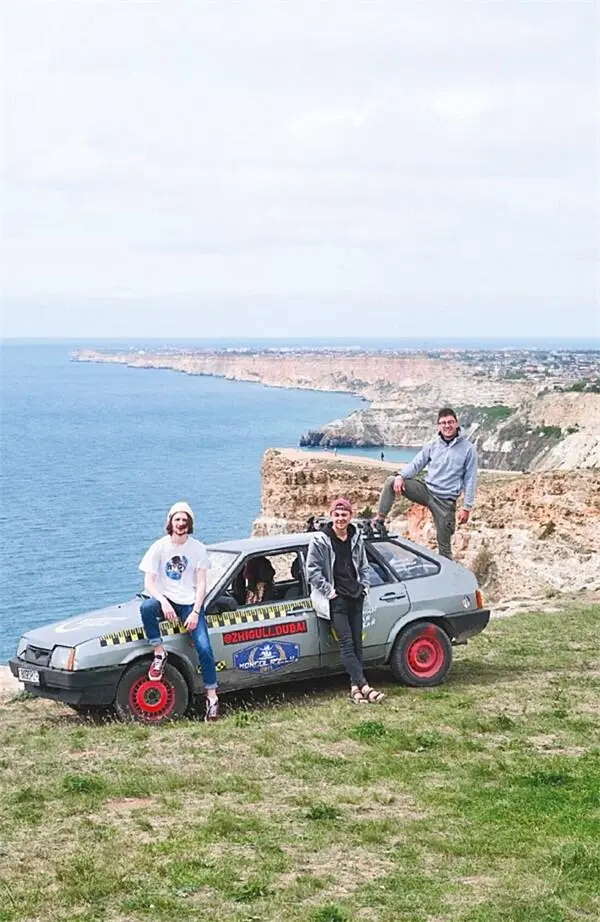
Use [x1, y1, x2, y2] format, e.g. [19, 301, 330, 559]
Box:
[206, 530, 440, 563]
[208, 533, 312, 554]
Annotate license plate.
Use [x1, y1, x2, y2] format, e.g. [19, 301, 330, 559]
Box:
[18, 668, 40, 685]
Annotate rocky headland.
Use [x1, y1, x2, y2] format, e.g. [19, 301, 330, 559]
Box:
[73, 347, 600, 472]
[253, 448, 600, 608]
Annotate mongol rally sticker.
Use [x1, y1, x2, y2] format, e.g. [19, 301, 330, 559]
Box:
[223, 620, 307, 646]
[233, 641, 300, 674]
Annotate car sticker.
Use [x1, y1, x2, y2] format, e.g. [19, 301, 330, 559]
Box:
[98, 600, 313, 647]
[205, 598, 311, 629]
[99, 620, 186, 647]
[233, 641, 300, 674]
[223, 621, 307, 645]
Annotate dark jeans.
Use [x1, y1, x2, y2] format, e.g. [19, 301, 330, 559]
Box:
[330, 595, 366, 688]
[378, 475, 457, 559]
[140, 597, 218, 689]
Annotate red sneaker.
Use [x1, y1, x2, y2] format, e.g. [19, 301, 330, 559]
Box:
[204, 697, 219, 722]
[148, 653, 166, 682]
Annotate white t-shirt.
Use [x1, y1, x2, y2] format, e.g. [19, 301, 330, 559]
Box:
[139, 536, 210, 605]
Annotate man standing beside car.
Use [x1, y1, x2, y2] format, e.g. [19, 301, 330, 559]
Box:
[138, 501, 220, 722]
[306, 498, 385, 705]
[372, 407, 477, 560]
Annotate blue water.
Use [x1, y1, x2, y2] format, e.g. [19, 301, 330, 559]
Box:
[0, 342, 365, 661]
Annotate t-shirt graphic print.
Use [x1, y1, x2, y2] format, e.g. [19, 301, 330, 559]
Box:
[165, 554, 188, 581]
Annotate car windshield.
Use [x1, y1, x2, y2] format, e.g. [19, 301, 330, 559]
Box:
[206, 550, 240, 594]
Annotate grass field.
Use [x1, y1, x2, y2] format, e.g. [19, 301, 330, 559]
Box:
[1, 605, 599, 922]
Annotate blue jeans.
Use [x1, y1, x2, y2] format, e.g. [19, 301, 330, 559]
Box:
[140, 597, 218, 690]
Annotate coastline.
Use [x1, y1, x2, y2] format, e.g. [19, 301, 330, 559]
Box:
[72, 347, 600, 471]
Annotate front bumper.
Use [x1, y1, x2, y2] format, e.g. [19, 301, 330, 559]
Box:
[8, 659, 125, 707]
[446, 608, 490, 643]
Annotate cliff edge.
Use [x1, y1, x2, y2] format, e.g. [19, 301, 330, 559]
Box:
[73, 349, 600, 472]
[253, 449, 600, 606]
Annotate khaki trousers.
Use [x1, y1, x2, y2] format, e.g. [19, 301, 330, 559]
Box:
[377, 476, 457, 559]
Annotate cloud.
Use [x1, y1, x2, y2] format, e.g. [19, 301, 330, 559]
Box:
[1, 1, 597, 337]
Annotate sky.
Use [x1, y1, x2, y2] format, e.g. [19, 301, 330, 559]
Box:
[1, 1, 598, 339]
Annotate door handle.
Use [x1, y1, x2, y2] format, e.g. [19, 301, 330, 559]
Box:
[379, 592, 407, 601]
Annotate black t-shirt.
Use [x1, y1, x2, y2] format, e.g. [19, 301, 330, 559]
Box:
[328, 524, 362, 598]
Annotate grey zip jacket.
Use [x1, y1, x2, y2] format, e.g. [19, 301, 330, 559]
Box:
[306, 524, 370, 600]
[401, 433, 478, 509]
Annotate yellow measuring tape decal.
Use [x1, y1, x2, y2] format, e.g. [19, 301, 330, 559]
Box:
[99, 600, 313, 646]
[205, 599, 312, 629]
[99, 620, 187, 647]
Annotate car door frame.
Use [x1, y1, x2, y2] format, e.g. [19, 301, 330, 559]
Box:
[206, 547, 320, 689]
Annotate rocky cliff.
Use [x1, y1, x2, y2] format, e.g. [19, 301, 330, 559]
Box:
[253, 449, 600, 606]
[73, 349, 600, 471]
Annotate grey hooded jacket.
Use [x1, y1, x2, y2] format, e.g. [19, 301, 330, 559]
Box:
[306, 524, 370, 600]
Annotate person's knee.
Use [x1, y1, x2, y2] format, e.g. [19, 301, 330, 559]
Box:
[140, 597, 160, 619]
[384, 475, 396, 489]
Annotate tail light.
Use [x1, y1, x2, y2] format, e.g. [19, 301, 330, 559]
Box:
[476, 589, 484, 609]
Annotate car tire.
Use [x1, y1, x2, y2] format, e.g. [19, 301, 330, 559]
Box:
[114, 660, 189, 723]
[390, 621, 453, 687]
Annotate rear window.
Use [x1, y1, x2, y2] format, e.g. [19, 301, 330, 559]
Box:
[374, 541, 439, 581]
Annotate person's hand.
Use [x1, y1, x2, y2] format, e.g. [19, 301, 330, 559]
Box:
[184, 610, 199, 631]
[458, 509, 470, 525]
[161, 599, 177, 622]
[393, 476, 405, 494]
[329, 591, 337, 599]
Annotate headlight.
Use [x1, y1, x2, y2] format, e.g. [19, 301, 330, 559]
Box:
[17, 638, 28, 658]
[50, 646, 76, 670]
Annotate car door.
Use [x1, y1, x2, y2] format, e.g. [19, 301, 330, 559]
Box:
[315, 542, 411, 670]
[206, 549, 319, 689]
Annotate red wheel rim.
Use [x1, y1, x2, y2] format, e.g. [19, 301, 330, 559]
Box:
[406, 628, 445, 679]
[128, 677, 176, 721]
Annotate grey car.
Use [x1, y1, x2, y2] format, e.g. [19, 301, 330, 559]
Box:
[9, 532, 490, 722]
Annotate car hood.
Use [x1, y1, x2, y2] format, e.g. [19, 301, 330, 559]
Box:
[21, 598, 144, 649]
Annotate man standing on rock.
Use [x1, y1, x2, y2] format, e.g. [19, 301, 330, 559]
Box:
[307, 498, 385, 704]
[138, 501, 220, 721]
[372, 408, 477, 560]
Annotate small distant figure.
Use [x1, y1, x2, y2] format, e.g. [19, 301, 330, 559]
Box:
[372, 407, 478, 560]
[306, 515, 317, 532]
[334, 447, 338, 456]
[380, 450, 385, 461]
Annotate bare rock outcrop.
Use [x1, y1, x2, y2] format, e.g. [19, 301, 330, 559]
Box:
[73, 348, 600, 472]
[253, 449, 600, 606]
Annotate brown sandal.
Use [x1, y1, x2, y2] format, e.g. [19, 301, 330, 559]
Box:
[350, 686, 368, 704]
[361, 685, 386, 704]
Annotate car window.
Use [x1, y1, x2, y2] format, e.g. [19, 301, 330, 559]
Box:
[224, 551, 306, 608]
[373, 541, 440, 581]
[365, 548, 392, 586]
[205, 550, 240, 594]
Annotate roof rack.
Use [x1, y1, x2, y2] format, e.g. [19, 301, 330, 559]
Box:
[305, 515, 395, 539]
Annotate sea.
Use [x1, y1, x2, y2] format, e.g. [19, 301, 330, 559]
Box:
[1, 336, 597, 662]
